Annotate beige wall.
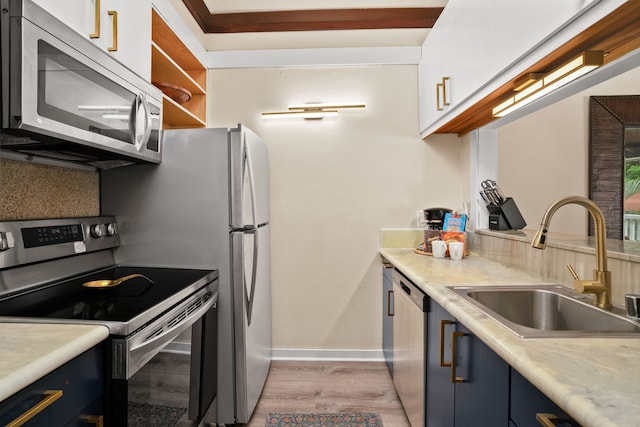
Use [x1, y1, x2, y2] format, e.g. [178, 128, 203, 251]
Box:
[496, 66, 640, 235]
[207, 65, 465, 352]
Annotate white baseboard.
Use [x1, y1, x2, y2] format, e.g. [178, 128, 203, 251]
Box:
[272, 348, 385, 362]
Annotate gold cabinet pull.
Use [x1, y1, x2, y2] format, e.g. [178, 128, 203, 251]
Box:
[439, 319, 453, 367]
[442, 77, 451, 106]
[6, 390, 63, 427]
[537, 413, 557, 427]
[436, 82, 444, 111]
[387, 290, 394, 316]
[90, 0, 100, 38]
[450, 331, 465, 383]
[107, 11, 118, 51]
[536, 413, 575, 426]
[87, 415, 104, 427]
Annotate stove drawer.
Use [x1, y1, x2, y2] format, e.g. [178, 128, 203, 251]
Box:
[0, 346, 104, 427]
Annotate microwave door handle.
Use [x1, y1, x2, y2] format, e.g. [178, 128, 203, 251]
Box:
[128, 93, 152, 152]
[140, 95, 153, 149]
[128, 94, 139, 148]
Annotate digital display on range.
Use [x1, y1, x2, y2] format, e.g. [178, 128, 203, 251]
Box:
[21, 224, 84, 248]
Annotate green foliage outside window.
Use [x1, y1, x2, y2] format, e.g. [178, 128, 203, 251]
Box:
[625, 160, 640, 214]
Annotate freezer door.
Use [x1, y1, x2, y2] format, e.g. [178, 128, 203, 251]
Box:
[101, 127, 230, 269]
[231, 225, 272, 423]
[230, 126, 270, 229]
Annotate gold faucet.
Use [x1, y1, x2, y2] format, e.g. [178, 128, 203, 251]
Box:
[531, 196, 612, 309]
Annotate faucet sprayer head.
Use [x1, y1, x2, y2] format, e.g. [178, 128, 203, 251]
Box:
[531, 226, 548, 249]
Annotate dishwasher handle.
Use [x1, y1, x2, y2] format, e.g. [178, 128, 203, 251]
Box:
[392, 270, 427, 311]
[401, 283, 411, 295]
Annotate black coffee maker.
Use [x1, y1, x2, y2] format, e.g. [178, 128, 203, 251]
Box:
[423, 207, 453, 230]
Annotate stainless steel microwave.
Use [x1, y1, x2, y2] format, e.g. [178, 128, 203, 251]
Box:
[0, 0, 163, 169]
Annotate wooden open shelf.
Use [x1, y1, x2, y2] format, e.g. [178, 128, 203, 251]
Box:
[151, 9, 206, 129]
[162, 94, 206, 129]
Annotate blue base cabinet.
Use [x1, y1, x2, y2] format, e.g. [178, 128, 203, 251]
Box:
[425, 300, 454, 426]
[426, 300, 509, 427]
[510, 369, 578, 427]
[0, 345, 104, 427]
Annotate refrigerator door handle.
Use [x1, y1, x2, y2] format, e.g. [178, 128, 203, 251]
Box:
[245, 228, 259, 325]
[244, 133, 259, 228]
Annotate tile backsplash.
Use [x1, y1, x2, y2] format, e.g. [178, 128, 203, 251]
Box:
[0, 158, 99, 220]
[380, 228, 425, 249]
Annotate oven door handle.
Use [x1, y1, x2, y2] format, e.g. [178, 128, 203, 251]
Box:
[122, 290, 217, 379]
[129, 295, 215, 354]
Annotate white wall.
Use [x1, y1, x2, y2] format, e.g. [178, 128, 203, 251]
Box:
[207, 65, 465, 354]
[495, 66, 640, 235]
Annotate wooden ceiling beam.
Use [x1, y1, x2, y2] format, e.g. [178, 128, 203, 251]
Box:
[181, 0, 443, 33]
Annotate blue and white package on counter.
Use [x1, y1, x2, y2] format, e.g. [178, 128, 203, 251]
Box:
[443, 213, 467, 232]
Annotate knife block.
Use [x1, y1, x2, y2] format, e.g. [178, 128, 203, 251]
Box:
[487, 198, 527, 230]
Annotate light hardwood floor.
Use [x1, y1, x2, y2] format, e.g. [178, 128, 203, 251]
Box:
[244, 360, 410, 427]
[129, 355, 410, 427]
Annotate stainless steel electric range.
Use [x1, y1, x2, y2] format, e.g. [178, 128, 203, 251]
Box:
[0, 216, 218, 426]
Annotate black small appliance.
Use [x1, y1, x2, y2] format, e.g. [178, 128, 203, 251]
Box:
[423, 208, 453, 230]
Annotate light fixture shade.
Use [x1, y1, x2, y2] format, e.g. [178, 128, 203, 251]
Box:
[262, 102, 365, 120]
[513, 73, 545, 92]
[492, 51, 603, 117]
[261, 110, 339, 120]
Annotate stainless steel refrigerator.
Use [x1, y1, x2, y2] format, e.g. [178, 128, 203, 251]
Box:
[101, 125, 272, 425]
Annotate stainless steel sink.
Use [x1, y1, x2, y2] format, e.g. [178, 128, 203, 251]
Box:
[448, 285, 640, 338]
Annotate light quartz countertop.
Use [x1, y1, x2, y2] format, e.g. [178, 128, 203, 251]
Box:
[0, 323, 109, 401]
[380, 248, 640, 427]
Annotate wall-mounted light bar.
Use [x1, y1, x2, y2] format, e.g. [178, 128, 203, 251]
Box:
[262, 102, 366, 120]
[492, 51, 603, 118]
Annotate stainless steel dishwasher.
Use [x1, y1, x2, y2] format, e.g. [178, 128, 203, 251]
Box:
[392, 270, 427, 427]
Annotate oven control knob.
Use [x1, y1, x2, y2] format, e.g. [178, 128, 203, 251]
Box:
[105, 223, 117, 236]
[90, 224, 104, 238]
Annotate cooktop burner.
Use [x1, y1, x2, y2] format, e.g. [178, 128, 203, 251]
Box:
[0, 266, 216, 323]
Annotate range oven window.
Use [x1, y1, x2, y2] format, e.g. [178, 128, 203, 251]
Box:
[36, 40, 160, 151]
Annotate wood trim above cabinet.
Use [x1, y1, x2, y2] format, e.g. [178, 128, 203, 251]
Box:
[433, 1, 640, 137]
[180, 1, 443, 33]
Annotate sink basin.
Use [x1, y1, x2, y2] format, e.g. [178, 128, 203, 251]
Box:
[448, 285, 640, 338]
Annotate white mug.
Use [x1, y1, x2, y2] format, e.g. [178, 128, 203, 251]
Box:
[449, 241, 464, 261]
[432, 240, 447, 259]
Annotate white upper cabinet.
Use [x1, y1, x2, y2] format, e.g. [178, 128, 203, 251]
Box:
[32, 0, 151, 79]
[418, 0, 622, 136]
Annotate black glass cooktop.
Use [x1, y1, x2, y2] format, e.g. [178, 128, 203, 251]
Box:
[0, 266, 217, 322]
